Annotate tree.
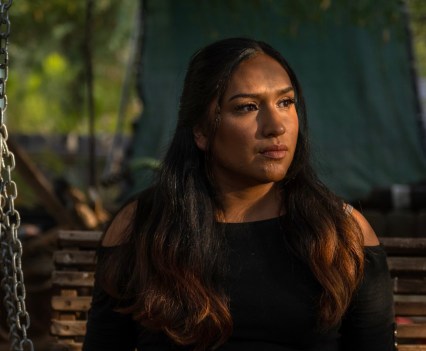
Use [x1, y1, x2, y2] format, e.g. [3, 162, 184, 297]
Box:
[7, 0, 140, 134]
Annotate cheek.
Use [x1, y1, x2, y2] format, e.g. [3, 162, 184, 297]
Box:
[216, 122, 253, 149]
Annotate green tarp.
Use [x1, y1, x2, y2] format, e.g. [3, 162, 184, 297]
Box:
[129, 0, 426, 201]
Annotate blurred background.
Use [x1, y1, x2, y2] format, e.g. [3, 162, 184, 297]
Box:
[1, 0, 426, 349]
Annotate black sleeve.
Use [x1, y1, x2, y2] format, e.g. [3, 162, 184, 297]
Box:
[339, 245, 396, 351]
[83, 247, 138, 351]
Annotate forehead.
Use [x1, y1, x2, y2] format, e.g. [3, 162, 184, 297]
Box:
[225, 54, 292, 94]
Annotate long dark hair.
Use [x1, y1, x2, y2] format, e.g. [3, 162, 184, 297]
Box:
[100, 38, 364, 350]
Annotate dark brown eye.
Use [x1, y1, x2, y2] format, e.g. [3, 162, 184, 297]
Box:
[278, 98, 295, 109]
[235, 103, 258, 113]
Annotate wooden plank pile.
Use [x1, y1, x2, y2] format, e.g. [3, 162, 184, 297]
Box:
[50, 230, 102, 351]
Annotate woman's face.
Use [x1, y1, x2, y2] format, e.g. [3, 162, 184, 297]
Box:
[195, 53, 299, 192]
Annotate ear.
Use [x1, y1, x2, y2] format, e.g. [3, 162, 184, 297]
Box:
[193, 126, 208, 151]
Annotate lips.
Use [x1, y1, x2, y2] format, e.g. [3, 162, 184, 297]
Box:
[259, 145, 288, 159]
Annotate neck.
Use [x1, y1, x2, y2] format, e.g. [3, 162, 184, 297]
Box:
[216, 183, 282, 223]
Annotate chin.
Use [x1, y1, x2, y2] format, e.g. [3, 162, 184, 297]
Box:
[260, 167, 289, 183]
[258, 173, 287, 184]
[270, 176, 287, 184]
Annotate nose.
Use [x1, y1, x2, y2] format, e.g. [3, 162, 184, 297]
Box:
[261, 106, 286, 137]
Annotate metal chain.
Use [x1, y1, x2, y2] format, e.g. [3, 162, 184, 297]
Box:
[0, 1, 34, 350]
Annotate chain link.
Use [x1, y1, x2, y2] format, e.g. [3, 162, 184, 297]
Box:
[0, 1, 35, 350]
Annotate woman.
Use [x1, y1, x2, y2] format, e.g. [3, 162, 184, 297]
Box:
[83, 38, 395, 351]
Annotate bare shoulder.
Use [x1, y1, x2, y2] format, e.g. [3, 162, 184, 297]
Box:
[102, 200, 137, 247]
[350, 207, 380, 246]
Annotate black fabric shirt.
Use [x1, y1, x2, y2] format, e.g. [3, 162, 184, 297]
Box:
[83, 217, 396, 351]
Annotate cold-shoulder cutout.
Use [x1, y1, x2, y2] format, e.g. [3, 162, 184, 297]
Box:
[351, 208, 380, 247]
[101, 201, 137, 247]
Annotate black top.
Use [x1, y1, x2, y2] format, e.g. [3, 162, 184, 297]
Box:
[83, 217, 396, 351]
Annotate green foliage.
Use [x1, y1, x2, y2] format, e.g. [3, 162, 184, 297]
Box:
[407, 0, 426, 77]
[6, 0, 140, 134]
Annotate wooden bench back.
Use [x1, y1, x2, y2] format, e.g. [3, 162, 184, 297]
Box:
[381, 237, 426, 351]
[49, 232, 426, 350]
[50, 230, 102, 351]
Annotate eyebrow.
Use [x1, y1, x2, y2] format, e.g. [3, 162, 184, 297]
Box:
[228, 86, 294, 102]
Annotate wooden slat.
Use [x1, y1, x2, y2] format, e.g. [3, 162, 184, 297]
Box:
[52, 271, 94, 287]
[388, 257, 426, 275]
[397, 323, 426, 338]
[398, 346, 426, 351]
[51, 296, 92, 312]
[57, 313, 77, 321]
[54, 250, 96, 266]
[58, 230, 102, 248]
[395, 301, 426, 316]
[60, 289, 78, 297]
[380, 237, 426, 255]
[393, 278, 426, 294]
[51, 320, 86, 336]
